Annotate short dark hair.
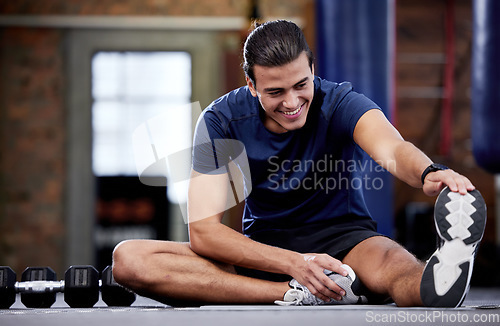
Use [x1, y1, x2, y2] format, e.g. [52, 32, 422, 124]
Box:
[243, 20, 314, 86]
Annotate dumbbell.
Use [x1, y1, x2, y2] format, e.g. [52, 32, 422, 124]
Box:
[0, 265, 136, 308]
[100, 265, 136, 307]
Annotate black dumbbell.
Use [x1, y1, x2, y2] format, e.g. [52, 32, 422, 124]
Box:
[101, 265, 136, 307]
[0, 265, 136, 308]
[2, 265, 99, 308]
[63, 265, 100, 308]
[20, 266, 59, 308]
[0, 266, 16, 309]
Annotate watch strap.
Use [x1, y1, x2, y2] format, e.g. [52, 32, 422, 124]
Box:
[421, 163, 449, 185]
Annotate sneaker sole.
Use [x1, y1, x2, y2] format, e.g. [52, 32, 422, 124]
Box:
[420, 187, 487, 307]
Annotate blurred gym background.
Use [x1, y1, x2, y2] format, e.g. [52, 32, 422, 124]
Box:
[0, 0, 498, 287]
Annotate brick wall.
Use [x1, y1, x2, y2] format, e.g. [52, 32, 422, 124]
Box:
[0, 27, 66, 274]
[0, 0, 310, 17]
[0, 0, 247, 16]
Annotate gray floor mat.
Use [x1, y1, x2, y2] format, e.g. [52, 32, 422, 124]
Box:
[1, 288, 499, 326]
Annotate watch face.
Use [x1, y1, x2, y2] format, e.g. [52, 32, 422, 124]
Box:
[432, 163, 449, 171]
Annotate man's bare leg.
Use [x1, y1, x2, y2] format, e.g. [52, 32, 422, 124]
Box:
[112, 239, 290, 305]
[343, 236, 425, 307]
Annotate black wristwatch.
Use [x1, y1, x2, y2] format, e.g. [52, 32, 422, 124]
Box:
[421, 163, 449, 185]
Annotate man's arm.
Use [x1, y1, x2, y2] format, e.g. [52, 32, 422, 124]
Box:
[187, 170, 348, 301]
[353, 109, 474, 195]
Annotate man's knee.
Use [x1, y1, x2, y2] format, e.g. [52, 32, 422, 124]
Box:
[112, 240, 144, 288]
[376, 242, 424, 285]
[375, 240, 417, 267]
[349, 237, 422, 280]
[383, 244, 420, 265]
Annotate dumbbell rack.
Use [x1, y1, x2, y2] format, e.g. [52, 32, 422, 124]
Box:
[0, 265, 136, 309]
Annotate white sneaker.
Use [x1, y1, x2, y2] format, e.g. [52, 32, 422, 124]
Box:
[275, 264, 368, 306]
[420, 187, 487, 307]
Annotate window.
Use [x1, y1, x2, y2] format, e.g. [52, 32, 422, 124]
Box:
[91, 51, 192, 176]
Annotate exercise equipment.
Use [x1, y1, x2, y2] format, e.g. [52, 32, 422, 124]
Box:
[472, 0, 500, 173]
[0, 266, 16, 309]
[315, 0, 395, 237]
[0, 265, 136, 308]
[101, 265, 136, 307]
[20, 266, 59, 308]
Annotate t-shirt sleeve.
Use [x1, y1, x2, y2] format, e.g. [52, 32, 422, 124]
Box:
[192, 109, 243, 175]
[331, 85, 382, 139]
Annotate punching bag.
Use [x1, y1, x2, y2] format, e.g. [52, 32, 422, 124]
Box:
[472, 0, 500, 173]
[315, 0, 394, 236]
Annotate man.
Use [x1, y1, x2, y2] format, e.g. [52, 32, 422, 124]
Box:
[112, 20, 486, 307]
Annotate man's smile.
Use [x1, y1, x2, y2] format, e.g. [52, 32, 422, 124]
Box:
[279, 102, 305, 118]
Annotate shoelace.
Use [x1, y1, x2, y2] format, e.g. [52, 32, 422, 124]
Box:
[274, 281, 326, 306]
[290, 284, 325, 305]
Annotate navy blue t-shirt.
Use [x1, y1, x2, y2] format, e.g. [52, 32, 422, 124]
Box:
[192, 76, 381, 237]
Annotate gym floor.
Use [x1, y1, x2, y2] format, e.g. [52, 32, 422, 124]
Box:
[1, 287, 499, 326]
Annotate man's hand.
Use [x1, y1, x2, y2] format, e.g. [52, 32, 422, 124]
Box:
[289, 253, 348, 302]
[422, 169, 475, 196]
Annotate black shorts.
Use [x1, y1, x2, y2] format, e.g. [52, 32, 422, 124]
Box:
[235, 214, 385, 282]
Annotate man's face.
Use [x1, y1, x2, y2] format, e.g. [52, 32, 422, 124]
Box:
[247, 52, 315, 133]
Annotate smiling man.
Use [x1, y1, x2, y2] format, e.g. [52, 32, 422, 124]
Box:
[112, 20, 486, 308]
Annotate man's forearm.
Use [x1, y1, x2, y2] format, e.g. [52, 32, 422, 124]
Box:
[189, 220, 299, 275]
[392, 141, 432, 188]
[352, 110, 433, 189]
